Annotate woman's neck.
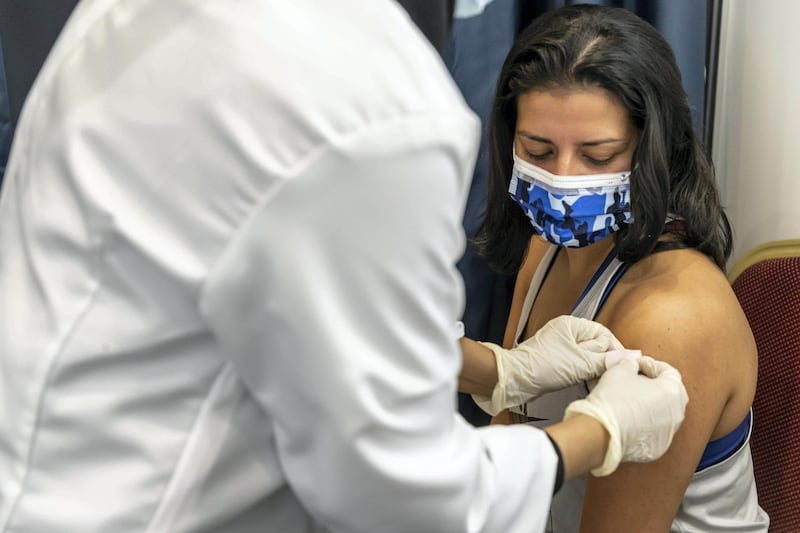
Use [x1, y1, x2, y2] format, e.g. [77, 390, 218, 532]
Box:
[558, 236, 616, 279]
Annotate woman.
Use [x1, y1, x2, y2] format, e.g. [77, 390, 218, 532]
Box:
[460, 5, 768, 532]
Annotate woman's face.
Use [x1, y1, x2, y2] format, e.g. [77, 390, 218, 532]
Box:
[514, 86, 637, 176]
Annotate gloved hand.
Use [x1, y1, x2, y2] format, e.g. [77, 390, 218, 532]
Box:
[564, 355, 688, 476]
[471, 315, 626, 415]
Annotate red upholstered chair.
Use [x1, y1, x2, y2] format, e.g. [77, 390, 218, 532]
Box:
[730, 241, 800, 533]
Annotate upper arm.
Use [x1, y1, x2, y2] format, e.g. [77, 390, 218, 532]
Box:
[580, 283, 733, 532]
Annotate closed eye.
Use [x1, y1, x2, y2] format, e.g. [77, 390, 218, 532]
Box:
[584, 154, 616, 166]
[526, 150, 553, 161]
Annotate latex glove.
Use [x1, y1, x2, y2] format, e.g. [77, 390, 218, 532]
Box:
[564, 355, 688, 477]
[472, 315, 626, 416]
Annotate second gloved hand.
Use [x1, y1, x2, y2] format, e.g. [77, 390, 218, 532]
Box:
[563, 355, 689, 476]
[471, 315, 625, 415]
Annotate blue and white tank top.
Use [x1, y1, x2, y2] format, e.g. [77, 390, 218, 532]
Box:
[515, 245, 769, 532]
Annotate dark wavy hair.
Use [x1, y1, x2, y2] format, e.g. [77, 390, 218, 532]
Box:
[476, 4, 732, 274]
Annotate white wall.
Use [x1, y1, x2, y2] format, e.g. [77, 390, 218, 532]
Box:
[713, 0, 800, 269]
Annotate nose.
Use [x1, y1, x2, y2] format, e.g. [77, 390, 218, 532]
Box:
[551, 153, 582, 176]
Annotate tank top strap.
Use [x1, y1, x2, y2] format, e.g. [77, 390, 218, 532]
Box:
[514, 245, 558, 346]
[571, 248, 629, 320]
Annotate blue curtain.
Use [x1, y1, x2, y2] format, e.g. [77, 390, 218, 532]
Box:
[0, 0, 80, 131]
[0, 38, 11, 187]
[444, 0, 519, 426]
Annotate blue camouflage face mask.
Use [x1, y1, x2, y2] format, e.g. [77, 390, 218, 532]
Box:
[509, 153, 633, 248]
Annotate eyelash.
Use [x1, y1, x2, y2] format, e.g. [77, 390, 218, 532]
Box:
[525, 151, 551, 161]
[525, 151, 615, 167]
[585, 156, 615, 166]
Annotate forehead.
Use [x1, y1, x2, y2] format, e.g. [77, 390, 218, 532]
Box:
[516, 87, 634, 142]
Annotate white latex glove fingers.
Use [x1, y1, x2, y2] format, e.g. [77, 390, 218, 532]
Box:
[565, 356, 688, 477]
[539, 316, 627, 378]
[638, 354, 683, 382]
[547, 315, 625, 351]
[523, 316, 624, 365]
[577, 334, 625, 357]
[473, 317, 632, 416]
[622, 356, 689, 464]
[602, 348, 642, 369]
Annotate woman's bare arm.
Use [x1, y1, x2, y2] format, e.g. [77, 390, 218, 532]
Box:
[579, 258, 755, 532]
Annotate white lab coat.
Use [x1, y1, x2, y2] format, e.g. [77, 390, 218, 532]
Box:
[0, 1, 557, 531]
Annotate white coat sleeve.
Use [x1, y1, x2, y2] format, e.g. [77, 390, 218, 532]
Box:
[200, 114, 558, 533]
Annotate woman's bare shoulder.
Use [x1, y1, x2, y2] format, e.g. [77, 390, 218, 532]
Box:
[600, 248, 755, 372]
[609, 249, 740, 326]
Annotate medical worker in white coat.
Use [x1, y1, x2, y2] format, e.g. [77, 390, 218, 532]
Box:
[0, 1, 687, 532]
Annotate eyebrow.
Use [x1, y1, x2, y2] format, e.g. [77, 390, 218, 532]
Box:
[518, 132, 628, 147]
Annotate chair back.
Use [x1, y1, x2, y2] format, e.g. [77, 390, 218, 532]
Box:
[731, 241, 800, 532]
